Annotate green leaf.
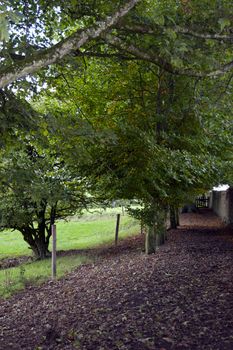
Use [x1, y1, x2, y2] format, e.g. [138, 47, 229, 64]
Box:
[9, 11, 23, 24]
[165, 28, 177, 41]
[206, 39, 215, 48]
[71, 0, 78, 6]
[171, 57, 183, 68]
[0, 16, 9, 42]
[153, 15, 165, 26]
[218, 18, 231, 31]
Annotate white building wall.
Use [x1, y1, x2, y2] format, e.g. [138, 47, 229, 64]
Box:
[211, 188, 233, 224]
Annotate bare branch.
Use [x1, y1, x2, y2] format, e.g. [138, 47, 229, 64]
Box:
[176, 27, 233, 41]
[73, 49, 136, 60]
[117, 23, 157, 35]
[0, 0, 140, 88]
[103, 34, 233, 78]
[102, 34, 173, 71]
[117, 23, 233, 41]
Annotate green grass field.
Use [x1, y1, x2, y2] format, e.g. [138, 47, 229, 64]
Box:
[0, 208, 140, 297]
[0, 209, 139, 259]
[0, 255, 91, 298]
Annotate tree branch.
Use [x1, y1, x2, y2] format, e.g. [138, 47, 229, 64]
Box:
[103, 34, 233, 78]
[117, 23, 233, 41]
[73, 49, 136, 60]
[176, 27, 233, 41]
[214, 72, 233, 104]
[102, 34, 173, 71]
[0, 0, 140, 88]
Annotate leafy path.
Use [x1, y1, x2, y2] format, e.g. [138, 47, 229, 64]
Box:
[0, 209, 233, 350]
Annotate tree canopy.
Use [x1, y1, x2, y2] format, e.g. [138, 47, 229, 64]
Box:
[0, 138, 92, 259]
[0, 0, 232, 88]
[0, 0, 232, 255]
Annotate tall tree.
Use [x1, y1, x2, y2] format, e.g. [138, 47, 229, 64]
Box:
[34, 56, 232, 253]
[0, 0, 232, 255]
[0, 142, 91, 259]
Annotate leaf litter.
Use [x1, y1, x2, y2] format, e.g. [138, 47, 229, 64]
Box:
[0, 209, 233, 350]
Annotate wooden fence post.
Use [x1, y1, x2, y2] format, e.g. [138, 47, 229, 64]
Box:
[115, 214, 121, 246]
[51, 224, 57, 279]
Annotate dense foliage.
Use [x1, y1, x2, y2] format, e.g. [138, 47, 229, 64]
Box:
[0, 0, 232, 255]
[0, 141, 91, 259]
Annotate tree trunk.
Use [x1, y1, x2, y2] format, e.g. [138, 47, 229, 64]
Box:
[145, 202, 167, 254]
[155, 211, 167, 248]
[21, 226, 50, 260]
[31, 239, 50, 260]
[157, 203, 168, 248]
[145, 225, 156, 254]
[170, 206, 177, 229]
[157, 226, 166, 246]
[175, 207, 180, 226]
[169, 206, 180, 228]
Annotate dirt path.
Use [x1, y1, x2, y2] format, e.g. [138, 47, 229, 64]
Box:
[0, 209, 233, 350]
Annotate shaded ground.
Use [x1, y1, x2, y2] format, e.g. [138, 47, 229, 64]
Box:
[0, 209, 233, 350]
[0, 256, 33, 270]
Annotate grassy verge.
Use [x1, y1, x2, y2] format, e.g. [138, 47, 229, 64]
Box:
[0, 254, 91, 298]
[54, 214, 139, 252]
[0, 209, 139, 259]
[0, 209, 140, 298]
